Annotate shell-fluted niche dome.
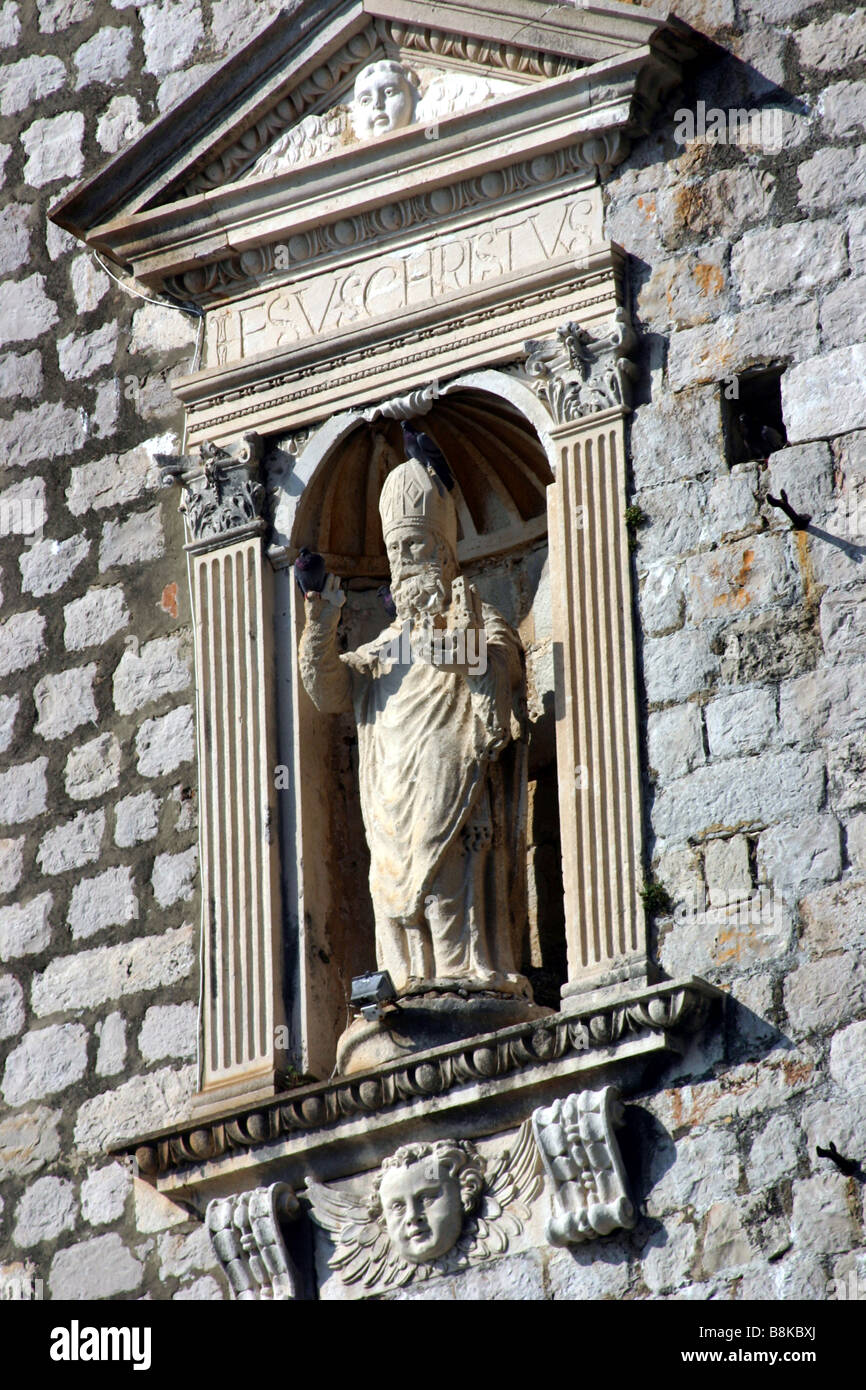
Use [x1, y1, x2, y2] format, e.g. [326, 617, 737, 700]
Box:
[292, 389, 553, 578]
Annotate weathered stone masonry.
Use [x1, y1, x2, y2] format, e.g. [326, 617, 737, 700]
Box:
[0, 0, 865, 1300]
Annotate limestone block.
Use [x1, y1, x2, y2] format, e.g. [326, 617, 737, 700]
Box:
[0, 694, 18, 755]
[0, 54, 65, 115]
[135, 705, 195, 777]
[69, 253, 109, 313]
[0, 401, 86, 468]
[0, 893, 52, 961]
[604, 189, 662, 265]
[37, 809, 105, 876]
[800, 879, 866, 957]
[68, 865, 138, 939]
[2, 1022, 88, 1106]
[90, 379, 120, 438]
[138, 1002, 197, 1061]
[636, 240, 728, 330]
[33, 665, 97, 740]
[745, 1111, 800, 1189]
[821, 80, 866, 137]
[0, 203, 31, 276]
[647, 703, 705, 782]
[31, 923, 194, 1016]
[21, 112, 85, 187]
[173, 1276, 224, 1300]
[81, 1162, 131, 1225]
[66, 433, 174, 514]
[704, 687, 776, 758]
[0, 349, 42, 399]
[99, 503, 164, 571]
[545, 1241, 631, 1300]
[640, 1214, 698, 1294]
[668, 300, 819, 391]
[731, 219, 846, 303]
[49, 1233, 143, 1300]
[0, 757, 48, 824]
[758, 817, 841, 896]
[820, 596, 866, 665]
[643, 628, 719, 705]
[704, 835, 752, 906]
[57, 323, 118, 380]
[0, 974, 24, 1039]
[0, 1, 20, 45]
[633, 478, 709, 563]
[142, 0, 203, 76]
[640, 561, 685, 637]
[64, 585, 129, 650]
[846, 812, 866, 874]
[113, 636, 190, 716]
[798, 146, 866, 212]
[130, 300, 198, 354]
[705, 467, 759, 543]
[133, 1178, 188, 1233]
[95, 1011, 126, 1076]
[38, 0, 90, 30]
[784, 952, 866, 1035]
[645, 1126, 740, 1219]
[13, 1175, 76, 1247]
[820, 275, 866, 352]
[0, 1106, 60, 1179]
[19, 534, 90, 597]
[114, 790, 161, 847]
[74, 24, 132, 88]
[45, 220, 77, 259]
[828, 732, 866, 814]
[96, 94, 144, 153]
[0, 837, 23, 894]
[698, 1201, 756, 1276]
[156, 60, 220, 115]
[652, 750, 824, 841]
[210, 0, 284, 51]
[65, 733, 122, 801]
[658, 166, 776, 251]
[157, 1225, 218, 1279]
[797, 10, 866, 71]
[766, 442, 834, 523]
[800, 1087, 866, 1171]
[849, 204, 866, 276]
[829, 1018, 866, 1091]
[630, 384, 725, 486]
[687, 532, 800, 623]
[73, 1063, 196, 1155]
[790, 1173, 858, 1256]
[150, 846, 197, 908]
[0, 611, 45, 677]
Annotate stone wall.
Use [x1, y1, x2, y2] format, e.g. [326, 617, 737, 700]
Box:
[1, 0, 864, 1301]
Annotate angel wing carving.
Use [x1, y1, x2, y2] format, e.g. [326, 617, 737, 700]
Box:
[307, 1122, 541, 1294]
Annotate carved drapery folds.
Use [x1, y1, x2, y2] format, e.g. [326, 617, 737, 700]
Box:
[207, 1183, 301, 1300]
[532, 1086, 635, 1246]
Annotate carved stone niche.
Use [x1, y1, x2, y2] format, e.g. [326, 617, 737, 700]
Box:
[55, 0, 712, 1291]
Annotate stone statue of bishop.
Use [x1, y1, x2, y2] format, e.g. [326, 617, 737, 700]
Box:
[298, 447, 534, 1018]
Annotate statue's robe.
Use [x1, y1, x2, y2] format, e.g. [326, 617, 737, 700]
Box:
[299, 596, 528, 993]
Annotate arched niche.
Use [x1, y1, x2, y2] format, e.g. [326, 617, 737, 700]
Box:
[271, 376, 567, 1078]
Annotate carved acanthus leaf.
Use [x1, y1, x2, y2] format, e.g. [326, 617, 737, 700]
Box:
[159, 432, 266, 543]
[508, 308, 638, 423]
[207, 1183, 301, 1300]
[532, 1086, 635, 1246]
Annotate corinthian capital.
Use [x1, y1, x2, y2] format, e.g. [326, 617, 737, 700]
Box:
[158, 432, 266, 547]
[510, 309, 638, 424]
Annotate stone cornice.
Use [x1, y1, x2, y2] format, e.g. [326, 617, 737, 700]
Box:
[112, 978, 721, 1200]
[50, 0, 681, 240]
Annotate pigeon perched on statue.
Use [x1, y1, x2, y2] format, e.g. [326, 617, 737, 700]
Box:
[401, 421, 454, 491]
[377, 585, 397, 621]
[294, 547, 327, 596]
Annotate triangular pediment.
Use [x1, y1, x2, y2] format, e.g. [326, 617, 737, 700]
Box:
[52, 0, 691, 241]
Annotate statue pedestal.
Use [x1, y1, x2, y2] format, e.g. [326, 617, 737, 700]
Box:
[336, 991, 552, 1076]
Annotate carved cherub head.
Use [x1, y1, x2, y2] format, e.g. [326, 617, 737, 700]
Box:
[369, 1142, 484, 1264]
[307, 1120, 541, 1293]
[351, 60, 420, 140]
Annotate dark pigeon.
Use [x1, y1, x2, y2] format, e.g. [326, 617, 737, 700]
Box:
[294, 547, 327, 595]
[402, 421, 454, 491]
[377, 585, 397, 621]
[759, 422, 786, 456]
[738, 413, 786, 462]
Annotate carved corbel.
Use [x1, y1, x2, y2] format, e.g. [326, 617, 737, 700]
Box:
[207, 1183, 301, 1300]
[508, 308, 638, 424]
[159, 432, 265, 547]
[532, 1087, 635, 1246]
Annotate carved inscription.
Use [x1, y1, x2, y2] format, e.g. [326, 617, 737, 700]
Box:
[205, 193, 599, 366]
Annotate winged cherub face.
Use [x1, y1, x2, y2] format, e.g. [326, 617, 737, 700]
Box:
[351, 61, 418, 140]
[378, 1159, 464, 1264]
